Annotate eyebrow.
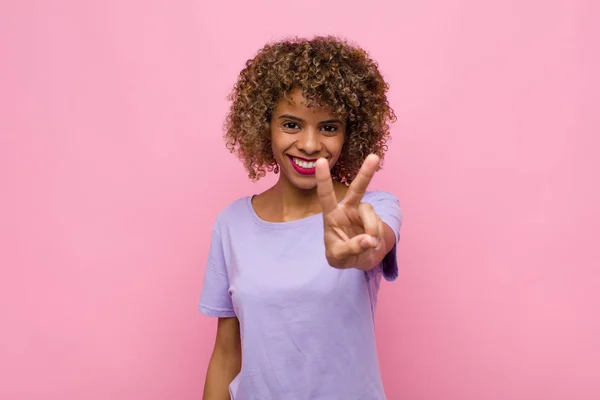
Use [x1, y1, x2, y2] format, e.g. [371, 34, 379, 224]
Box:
[279, 114, 304, 122]
[320, 119, 344, 125]
[278, 114, 344, 125]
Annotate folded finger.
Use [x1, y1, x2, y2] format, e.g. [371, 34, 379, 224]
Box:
[338, 233, 377, 258]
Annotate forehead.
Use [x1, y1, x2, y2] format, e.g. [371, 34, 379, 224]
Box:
[274, 89, 340, 120]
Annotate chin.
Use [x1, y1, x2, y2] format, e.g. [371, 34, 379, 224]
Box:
[285, 173, 318, 190]
[294, 180, 318, 191]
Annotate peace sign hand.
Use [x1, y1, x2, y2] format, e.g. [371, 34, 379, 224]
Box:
[316, 154, 386, 271]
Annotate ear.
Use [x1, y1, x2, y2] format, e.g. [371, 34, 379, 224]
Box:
[271, 154, 279, 174]
[329, 158, 343, 183]
[331, 140, 352, 179]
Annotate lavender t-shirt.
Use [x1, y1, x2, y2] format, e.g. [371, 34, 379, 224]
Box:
[199, 190, 402, 400]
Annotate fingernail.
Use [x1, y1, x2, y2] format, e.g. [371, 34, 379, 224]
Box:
[361, 237, 378, 248]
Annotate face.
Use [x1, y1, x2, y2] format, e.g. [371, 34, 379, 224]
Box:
[270, 89, 346, 190]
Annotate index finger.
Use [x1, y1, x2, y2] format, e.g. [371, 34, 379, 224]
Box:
[344, 154, 380, 207]
[315, 157, 338, 215]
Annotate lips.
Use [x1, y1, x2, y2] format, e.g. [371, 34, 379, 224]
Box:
[288, 155, 317, 175]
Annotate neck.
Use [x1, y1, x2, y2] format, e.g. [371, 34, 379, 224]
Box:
[268, 174, 346, 221]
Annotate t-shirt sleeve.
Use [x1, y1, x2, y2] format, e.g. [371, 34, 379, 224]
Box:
[368, 190, 402, 281]
[198, 227, 236, 318]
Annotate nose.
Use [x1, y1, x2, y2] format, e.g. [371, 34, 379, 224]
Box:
[296, 127, 321, 155]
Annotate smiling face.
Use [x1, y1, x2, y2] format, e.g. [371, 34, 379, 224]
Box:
[270, 89, 346, 190]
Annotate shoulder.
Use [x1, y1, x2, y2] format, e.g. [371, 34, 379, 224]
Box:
[362, 190, 400, 206]
[362, 190, 403, 239]
[212, 196, 252, 231]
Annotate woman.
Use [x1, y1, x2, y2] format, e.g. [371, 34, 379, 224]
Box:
[199, 35, 402, 400]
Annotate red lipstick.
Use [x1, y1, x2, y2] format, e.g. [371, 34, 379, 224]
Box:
[288, 155, 317, 176]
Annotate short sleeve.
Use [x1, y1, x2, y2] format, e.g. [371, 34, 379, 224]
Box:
[367, 190, 402, 281]
[198, 228, 236, 318]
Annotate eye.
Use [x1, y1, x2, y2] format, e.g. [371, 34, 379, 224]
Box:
[320, 125, 338, 134]
[282, 122, 301, 131]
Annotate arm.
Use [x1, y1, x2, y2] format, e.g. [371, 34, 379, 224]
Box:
[202, 317, 242, 400]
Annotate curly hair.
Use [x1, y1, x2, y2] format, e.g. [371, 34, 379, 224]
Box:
[224, 35, 396, 182]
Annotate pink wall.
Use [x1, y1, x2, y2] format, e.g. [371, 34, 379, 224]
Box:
[1, 1, 598, 399]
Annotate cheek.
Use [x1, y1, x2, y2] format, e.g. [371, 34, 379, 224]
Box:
[270, 130, 290, 164]
[270, 130, 282, 153]
[330, 134, 346, 155]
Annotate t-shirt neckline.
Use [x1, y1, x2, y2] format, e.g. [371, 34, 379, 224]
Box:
[246, 195, 344, 230]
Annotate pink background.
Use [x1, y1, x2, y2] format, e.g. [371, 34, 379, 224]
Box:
[1, 1, 599, 399]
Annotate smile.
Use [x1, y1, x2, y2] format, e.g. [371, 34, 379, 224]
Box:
[288, 156, 318, 175]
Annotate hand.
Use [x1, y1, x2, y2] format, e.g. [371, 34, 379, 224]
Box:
[315, 154, 385, 270]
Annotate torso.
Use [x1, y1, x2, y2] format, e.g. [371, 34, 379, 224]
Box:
[214, 192, 390, 399]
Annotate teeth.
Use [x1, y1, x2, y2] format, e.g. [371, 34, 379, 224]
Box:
[293, 158, 316, 169]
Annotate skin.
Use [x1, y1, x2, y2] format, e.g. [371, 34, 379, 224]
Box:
[202, 89, 395, 399]
[202, 318, 241, 400]
[251, 88, 348, 222]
